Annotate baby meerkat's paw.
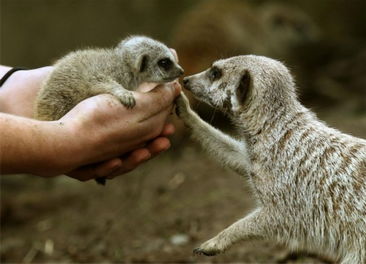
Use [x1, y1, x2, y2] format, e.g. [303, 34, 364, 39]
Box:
[175, 92, 191, 118]
[114, 90, 136, 109]
[193, 237, 226, 256]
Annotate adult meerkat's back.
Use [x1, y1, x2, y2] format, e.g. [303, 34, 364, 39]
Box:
[176, 55, 366, 263]
[35, 36, 183, 121]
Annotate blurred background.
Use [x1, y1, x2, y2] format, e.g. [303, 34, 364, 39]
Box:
[1, 0, 365, 263]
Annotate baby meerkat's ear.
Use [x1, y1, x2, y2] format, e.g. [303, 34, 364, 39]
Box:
[236, 70, 251, 104]
[135, 54, 148, 72]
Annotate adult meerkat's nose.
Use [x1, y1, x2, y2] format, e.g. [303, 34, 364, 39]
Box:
[183, 77, 190, 90]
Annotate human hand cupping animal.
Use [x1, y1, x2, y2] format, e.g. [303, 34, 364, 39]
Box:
[0, 66, 180, 181]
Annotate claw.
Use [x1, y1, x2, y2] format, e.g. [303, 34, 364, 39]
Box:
[193, 247, 217, 256]
[119, 93, 136, 109]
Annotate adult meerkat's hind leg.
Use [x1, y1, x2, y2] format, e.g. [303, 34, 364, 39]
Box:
[92, 80, 136, 109]
[176, 92, 251, 175]
[194, 208, 270, 256]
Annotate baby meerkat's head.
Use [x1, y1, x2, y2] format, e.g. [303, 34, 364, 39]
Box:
[183, 55, 296, 116]
[117, 36, 184, 83]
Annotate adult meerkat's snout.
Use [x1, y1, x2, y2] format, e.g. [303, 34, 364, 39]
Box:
[182, 77, 190, 88]
[182, 58, 255, 114]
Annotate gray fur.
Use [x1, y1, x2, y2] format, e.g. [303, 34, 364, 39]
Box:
[176, 55, 366, 263]
[35, 36, 183, 120]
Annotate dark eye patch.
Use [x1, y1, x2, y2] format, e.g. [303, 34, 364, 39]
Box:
[209, 66, 222, 81]
[158, 58, 173, 71]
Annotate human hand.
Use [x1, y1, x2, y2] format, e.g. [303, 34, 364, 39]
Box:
[51, 81, 181, 181]
[0, 66, 181, 180]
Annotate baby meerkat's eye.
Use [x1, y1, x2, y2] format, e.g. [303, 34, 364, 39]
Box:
[158, 58, 173, 71]
[209, 67, 222, 81]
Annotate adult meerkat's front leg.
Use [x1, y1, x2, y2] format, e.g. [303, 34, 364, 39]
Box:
[176, 92, 250, 174]
[194, 208, 270, 256]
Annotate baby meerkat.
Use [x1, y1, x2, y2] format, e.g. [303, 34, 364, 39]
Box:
[176, 55, 366, 263]
[35, 35, 183, 185]
[35, 35, 183, 121]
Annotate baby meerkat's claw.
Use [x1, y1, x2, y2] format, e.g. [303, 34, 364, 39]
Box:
[115, 91, 136, 109]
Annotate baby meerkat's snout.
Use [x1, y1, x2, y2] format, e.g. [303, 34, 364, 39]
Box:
[158, 58, 184, 81]
[174, 65, 184, 78]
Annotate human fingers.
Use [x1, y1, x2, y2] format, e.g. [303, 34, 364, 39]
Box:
[146, 137, 171, 156]
[106, 148, 151, 179]
[66, 158, 122, 182]
[134, 104, 176, 143]
[133, 82, 181, 122]
[160, 123, 175, 136]
[106, 137, 171, 180]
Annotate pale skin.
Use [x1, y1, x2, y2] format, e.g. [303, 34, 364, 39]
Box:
[0, 65, 180, 181]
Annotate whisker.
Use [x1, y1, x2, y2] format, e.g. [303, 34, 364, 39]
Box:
[209, 108, 217, 124]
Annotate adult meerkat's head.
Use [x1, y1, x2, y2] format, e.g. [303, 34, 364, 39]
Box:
[117, 36, 184, 83]
[182, 55, 297, 117]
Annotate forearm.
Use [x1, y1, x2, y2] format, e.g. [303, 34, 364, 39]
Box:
[177, 95, 250, 174]
[0, 65, 12, 77]
[188, 111, 249, 172]
[0, 113, 77, 176]
[0, 67, 52, 117]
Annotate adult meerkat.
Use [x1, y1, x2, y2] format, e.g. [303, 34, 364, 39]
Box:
[176, 55, 366, 263]
[35, 36, 183, 121]
[35, 36, 183, 185]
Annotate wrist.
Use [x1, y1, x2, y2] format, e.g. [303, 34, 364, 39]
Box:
[11, 118, 84, 177]
[36, 120, 87, 176]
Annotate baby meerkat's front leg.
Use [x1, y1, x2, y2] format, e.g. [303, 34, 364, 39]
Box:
[176, 92, 250, 175]
[92, 80, 136, 108]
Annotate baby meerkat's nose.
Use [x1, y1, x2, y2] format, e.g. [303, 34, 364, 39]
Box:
[177, 66, 184, 76]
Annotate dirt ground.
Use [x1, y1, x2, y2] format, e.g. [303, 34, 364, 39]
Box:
[1, 107, 365, 264]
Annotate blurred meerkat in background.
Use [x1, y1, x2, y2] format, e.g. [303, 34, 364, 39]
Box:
[170, 0, 319, 127]
[171, 0, 319, 76]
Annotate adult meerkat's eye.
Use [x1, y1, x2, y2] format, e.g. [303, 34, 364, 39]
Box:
[209, 67, 222, 81]
[158, 58, 172, 71]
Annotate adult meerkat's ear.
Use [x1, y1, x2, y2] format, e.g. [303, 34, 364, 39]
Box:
[236, 70, 251, 104]
[134, 54, 148, 72]
[231, 70, 251, 111]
